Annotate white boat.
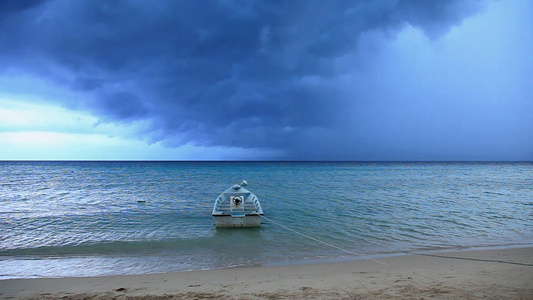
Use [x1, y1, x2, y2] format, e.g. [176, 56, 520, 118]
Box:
[212, 181, 264, 227]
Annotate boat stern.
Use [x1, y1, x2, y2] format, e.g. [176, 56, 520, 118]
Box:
[212, 214, 262, 228]
[212, 181, 263, 228]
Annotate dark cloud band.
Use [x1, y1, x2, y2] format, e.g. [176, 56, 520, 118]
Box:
[5, 0, 525, 160]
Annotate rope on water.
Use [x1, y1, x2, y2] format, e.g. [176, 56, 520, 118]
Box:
[260, 215, 388, 266]
[260, 215, 492, 299]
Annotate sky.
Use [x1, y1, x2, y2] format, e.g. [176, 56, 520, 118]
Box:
[0, 0, 532, 161]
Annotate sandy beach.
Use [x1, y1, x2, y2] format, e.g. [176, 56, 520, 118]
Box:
[1, 246, 531, 299]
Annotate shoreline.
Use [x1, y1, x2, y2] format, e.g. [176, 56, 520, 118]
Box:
[3, 243, 531, 281]
[261, 243, 533, 267]
[1, 246, 531, 299]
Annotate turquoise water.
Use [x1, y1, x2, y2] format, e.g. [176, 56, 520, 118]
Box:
[1, 161, 532, 279]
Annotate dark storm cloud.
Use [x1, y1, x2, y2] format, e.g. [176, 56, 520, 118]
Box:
[0, 0, 491, 159]
[0, 0, 45, 16]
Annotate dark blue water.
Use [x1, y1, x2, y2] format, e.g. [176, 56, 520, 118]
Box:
[1, 161, 531, 279]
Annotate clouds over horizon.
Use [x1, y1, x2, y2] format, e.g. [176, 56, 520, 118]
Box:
[1, 0, 532, 160]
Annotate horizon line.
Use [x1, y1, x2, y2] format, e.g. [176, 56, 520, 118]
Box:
[1, 160, 531, 163]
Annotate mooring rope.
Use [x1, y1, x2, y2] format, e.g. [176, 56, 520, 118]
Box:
[260, 215, 388, 266]
[410, 252, 533, 267]
[260, 215, 493, 299]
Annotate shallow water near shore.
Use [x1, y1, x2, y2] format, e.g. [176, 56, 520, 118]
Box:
[1, 161, 531, 279]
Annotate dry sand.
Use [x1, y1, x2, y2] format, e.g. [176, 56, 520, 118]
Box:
[1, 247, 532, 299]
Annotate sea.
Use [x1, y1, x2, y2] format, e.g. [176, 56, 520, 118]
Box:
[1, 161, 531, 279]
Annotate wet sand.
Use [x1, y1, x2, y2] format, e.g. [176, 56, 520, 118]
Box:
[1, 246, 532, 299]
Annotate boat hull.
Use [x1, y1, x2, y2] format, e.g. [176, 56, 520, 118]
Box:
[213, 215, 262, 228]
